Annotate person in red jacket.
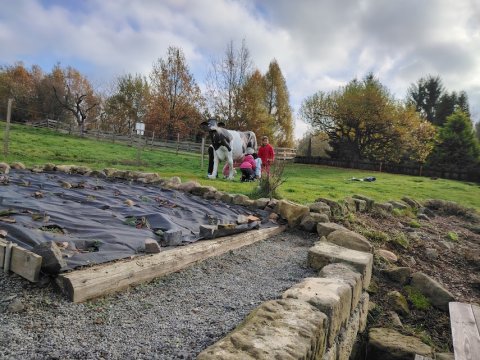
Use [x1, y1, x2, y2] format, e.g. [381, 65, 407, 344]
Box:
[258, 136, 275, 174]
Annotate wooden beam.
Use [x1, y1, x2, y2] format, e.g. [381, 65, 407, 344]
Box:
[449, 302, 480, 360]
[0, 241, 4, 267]
[0, 239, 42, 282]
[56, 225, 286, 303]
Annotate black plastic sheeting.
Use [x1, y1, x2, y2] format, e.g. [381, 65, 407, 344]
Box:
[0, 170, 269, 271]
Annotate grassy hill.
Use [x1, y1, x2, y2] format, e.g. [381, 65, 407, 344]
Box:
[1, 122, 479, 210]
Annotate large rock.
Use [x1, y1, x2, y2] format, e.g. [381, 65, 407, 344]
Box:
[315, 198, 346, 219]
[275, 200, 309, 227]
[386, 291, 409, 315]
[0, 162, 11, 174]
[10, 162, 26, 170]
[300, 213, 330, 232]
[337, 307, 360, 360]
[197, 298, 328, 360]
[232, 194, 254, 207]
[410, 272, 455, 311]
[319, 263, 363, 312]
[309, 202, 332, 216]
[308, 242, 373, 290]
[383, 267, 412, 285]
[352, 195, 375, 210]
[367, 327, 433, 360]
[32, 241, 67, 274]
[282, 277, 352, 347]
[317, 222, 347, 237]
[327, 229, 373, 253]
[177, 180, 201, 193]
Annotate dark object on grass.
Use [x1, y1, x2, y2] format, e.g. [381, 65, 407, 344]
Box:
[349, 177, 376, 182]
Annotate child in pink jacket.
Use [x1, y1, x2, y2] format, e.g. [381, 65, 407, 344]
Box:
[239, 154, 256, 182]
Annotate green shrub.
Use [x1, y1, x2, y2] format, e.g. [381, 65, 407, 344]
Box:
[390, 231, 409, 249]
[446, 231, 459, 241]
[361, 229, 389, 243]
[250, 161, 286, 200]
[404, 286, 431, 310]
[409, 220, 421, 228]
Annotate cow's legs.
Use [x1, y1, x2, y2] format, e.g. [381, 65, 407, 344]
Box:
[208, 151, 220, 179]
[227, 152, 235, 180]
[207, 145, 214, 176]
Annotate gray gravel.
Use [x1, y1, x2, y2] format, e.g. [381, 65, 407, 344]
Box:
[0, 229, 317, 360]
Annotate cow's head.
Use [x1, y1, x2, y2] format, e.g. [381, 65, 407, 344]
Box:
[200, 118, 219, 132]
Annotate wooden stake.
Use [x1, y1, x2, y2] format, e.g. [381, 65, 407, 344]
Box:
[3, 98, 12, 157]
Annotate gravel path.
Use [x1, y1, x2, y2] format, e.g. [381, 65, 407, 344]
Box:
[0, 229, 317, 360]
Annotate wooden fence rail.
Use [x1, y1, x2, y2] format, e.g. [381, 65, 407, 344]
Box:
[25, 120, 297, 160]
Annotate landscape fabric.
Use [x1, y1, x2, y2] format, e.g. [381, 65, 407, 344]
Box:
[0, 170, 265, 271]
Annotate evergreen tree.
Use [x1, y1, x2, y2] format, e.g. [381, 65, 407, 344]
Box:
[428, 111, 480, 168]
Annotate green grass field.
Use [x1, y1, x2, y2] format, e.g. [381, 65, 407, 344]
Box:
[1, 122, 479, 210]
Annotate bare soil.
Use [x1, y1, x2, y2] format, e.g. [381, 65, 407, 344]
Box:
[342, 204, 480, 352]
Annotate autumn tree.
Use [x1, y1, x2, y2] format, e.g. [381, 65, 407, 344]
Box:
[428, 111, 480, 169]
[206, 39, 253, 127]
[239, 70, 273, 137]
[264, 59, 294, 147]
[104, 73, 150, 137]
[148, 46, 205, 140]
[54, 66, 98, 135]
[300, 74, 434, 163]
[37, 64, 69, 124]
[0, 62, 36, 122]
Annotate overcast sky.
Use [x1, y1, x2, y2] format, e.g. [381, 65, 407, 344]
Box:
[1, 0, 479, 139]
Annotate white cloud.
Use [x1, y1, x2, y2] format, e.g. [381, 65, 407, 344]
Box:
[1, 0, 479, 139]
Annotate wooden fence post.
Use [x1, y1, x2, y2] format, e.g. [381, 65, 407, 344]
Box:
[3, 98, 13, 157]
[176, 133, 180, 155]
[201, 137, 205, 169]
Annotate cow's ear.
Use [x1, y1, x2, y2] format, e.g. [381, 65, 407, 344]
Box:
[200, 121, 210, 130]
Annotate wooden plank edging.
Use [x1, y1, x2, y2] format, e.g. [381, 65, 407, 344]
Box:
[0, 239, 42, 282]
[56, 225, 286, 303]
[449, 301, 480, 360]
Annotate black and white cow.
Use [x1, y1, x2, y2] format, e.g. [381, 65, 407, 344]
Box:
[201, 119, 257, 180]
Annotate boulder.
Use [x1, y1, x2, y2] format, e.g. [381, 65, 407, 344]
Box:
[233, 194, 254, 207]
[308, 242, 373, 290]
[367, 327, 433, 360]
[352, 195, 375, 210]
[144, 238, 161, 254]
[401, 196, 422, 209]
[198, 299, 328, 360]
[309, 202, 332, 216]
[315, 198, 346, 218]
[283, 277, 352, 347]
[177, 181, 201, 193]
[375, 249, 398, 263]
[327, 229, 373, 253]
[383, 267, 412, 285]
[32, 241, 67, 275]
[10, 162, 25, 170]
[299, 212, 329, 232]
[410, 272, 455, 311]
[319, 263, 362, 312]
[386, 291, 409, 315]
[317, 222, 347, 237]
[373, 202, 393, 213]
[274, 199, 309, 227]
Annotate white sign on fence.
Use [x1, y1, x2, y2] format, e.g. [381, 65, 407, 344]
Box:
[135, 122, 145, 136]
